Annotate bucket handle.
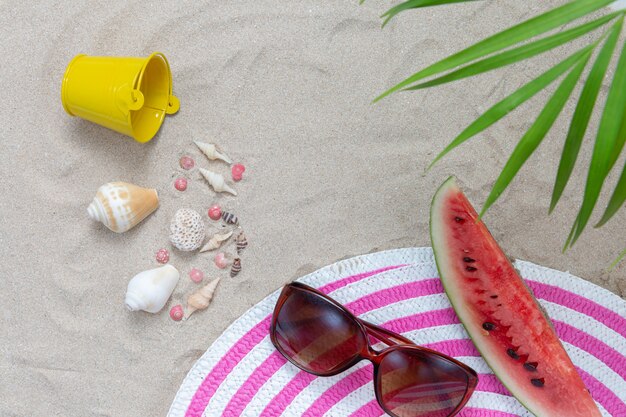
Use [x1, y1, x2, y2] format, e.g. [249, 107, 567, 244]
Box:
[115, 84, 145, 115]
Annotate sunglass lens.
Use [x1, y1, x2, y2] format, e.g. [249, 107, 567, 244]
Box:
[378, 349, 469, 417]
[273, 286, 366, 375]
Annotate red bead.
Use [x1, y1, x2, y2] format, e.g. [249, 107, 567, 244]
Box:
[231, 164, 246, 182]
[179, 155, 195, 170]
[174, 177, 188, 191]
[208, 204, 222, 220]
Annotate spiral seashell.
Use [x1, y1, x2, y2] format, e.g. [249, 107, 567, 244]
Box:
[169, 209, 206, 252]
[199, 230, 233, 253]
[125, 265, 180, 314]
[221, 211, 238, 225]
[194, 141, 232, 164]
[185, 278, 221, 319]
[235, 232, 248, 254]
[87, 182, 158, 233]
[170, 305, 184, 321]
[230, 258, 242, 278]
[199, 168, 237, 196]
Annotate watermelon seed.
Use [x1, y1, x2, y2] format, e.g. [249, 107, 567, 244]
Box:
[490, 295, 498, 299]
[507, 348, 520, 360]
[531, 378, 545, 387]
[482, 322, 496, 331]
[466, 266, 477, 272]
[463, 257, 476, 263]
[524, 362, 538, 372]
[497, 304, 502, 307]
[455, 216, 465, 223]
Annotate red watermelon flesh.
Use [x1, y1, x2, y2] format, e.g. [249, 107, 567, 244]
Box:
[430, 177, 601, 417]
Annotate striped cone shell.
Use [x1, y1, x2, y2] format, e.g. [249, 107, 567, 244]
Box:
[230, 258, 241, 278]
[221, 211, 238, 225]
[236, 232, 248, 254]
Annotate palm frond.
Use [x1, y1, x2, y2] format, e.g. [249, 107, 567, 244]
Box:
[374, 0, 615, 102]
[428, 45, 595, 169]
[610, 248, 626, 271]
[550, 18, 624, 213]
[405, 12, 619, 91]
[567, 36, 626, 248]
[381, 0, 481, 27]
[480, 49, 593, 217]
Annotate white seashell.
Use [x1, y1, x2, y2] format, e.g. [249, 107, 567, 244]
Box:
[87, 182, 158, 233]
[185, 278, 221, 318]
[194, 141, 232, 164]
[169, 209, 206, 251]
[200, 230, 233, 253]
[125, 265, 180, 313]
[199, 168, 237, 196]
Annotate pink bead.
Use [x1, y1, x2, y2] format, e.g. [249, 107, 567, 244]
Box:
[214, 252, 229, 269]
[174, 177, 188, 191]
[231, 164, 246, 182]
[189, 268, 204, 283]
[170, 305, 184, 321]
[156, 248, 170, 264]
[179, 155, 195, 170]
[208, 204, 222, 221]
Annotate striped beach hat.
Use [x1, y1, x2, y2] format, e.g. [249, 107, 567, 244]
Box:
[168, 248, 626, 417]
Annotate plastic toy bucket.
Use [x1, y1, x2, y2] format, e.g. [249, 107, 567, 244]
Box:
[61, 52, 180, 143]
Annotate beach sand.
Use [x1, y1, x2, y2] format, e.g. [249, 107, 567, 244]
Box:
[1, 1, 624, 415]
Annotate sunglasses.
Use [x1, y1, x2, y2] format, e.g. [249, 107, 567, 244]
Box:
[270, 282, 478, 417]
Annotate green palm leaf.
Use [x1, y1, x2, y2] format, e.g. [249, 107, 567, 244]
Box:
[405, 12, 619, 91]
[567, 37, 626, 248]
[381, 0, 481, 27]
[610, 248, 626, 271]
[428, 45, 595, 169]
[374, 0, 615, 102]
[480, 50, 593, 217]
[596, 159, 626, 227]
[550, 17, 624, 213]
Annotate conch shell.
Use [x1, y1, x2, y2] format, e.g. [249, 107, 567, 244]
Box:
[125, 265, 180, 313]
[185, 278, 221, 318]
[169, 209, 206, 251]
[87, 182, 158, 233]
[199, 168, 237, 196]
[200, 230, 233, 253]
[194, 141, 232, 164]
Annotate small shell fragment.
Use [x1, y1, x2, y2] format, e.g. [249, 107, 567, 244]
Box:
[230, 258, 242, 278]
[236, 232, 248, 254]
[221, 211, 238, 225]
[214, 252, 229, 269]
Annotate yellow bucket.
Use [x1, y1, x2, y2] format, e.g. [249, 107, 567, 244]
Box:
[61, 52, 180, 143]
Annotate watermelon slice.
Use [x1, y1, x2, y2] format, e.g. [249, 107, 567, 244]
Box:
[430, 177, 602, 417]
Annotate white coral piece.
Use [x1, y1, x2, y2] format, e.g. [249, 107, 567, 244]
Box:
[169, 209, 205, 251]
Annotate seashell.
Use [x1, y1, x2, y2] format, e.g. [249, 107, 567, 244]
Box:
[87, 182, 158, 233]
[174, 177, 188, 191]
[169, 209, 206, 251]
[155, 248, 170, 264]
[231, 163, 246, 182]
[199, 168, 237, 196]
[208, 204, 222, 220]
[189, 268, 204, 283]
[170, 305, 184, 321]
[199, 230, 233, 253]
[125, 265, 180, 313]
[230, 258, 242, 278]
[185, 278, 221, 319]
[214, 252, 229, 269]
[194, 141, 232, 164]
[221, 211, 238, 225]
[236, 232, 248, 254]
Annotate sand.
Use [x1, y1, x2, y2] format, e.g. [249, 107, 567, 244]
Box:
[1, 1, 624, 416]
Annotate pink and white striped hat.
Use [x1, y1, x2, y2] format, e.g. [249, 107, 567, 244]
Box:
[168, 248, 626, 417]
